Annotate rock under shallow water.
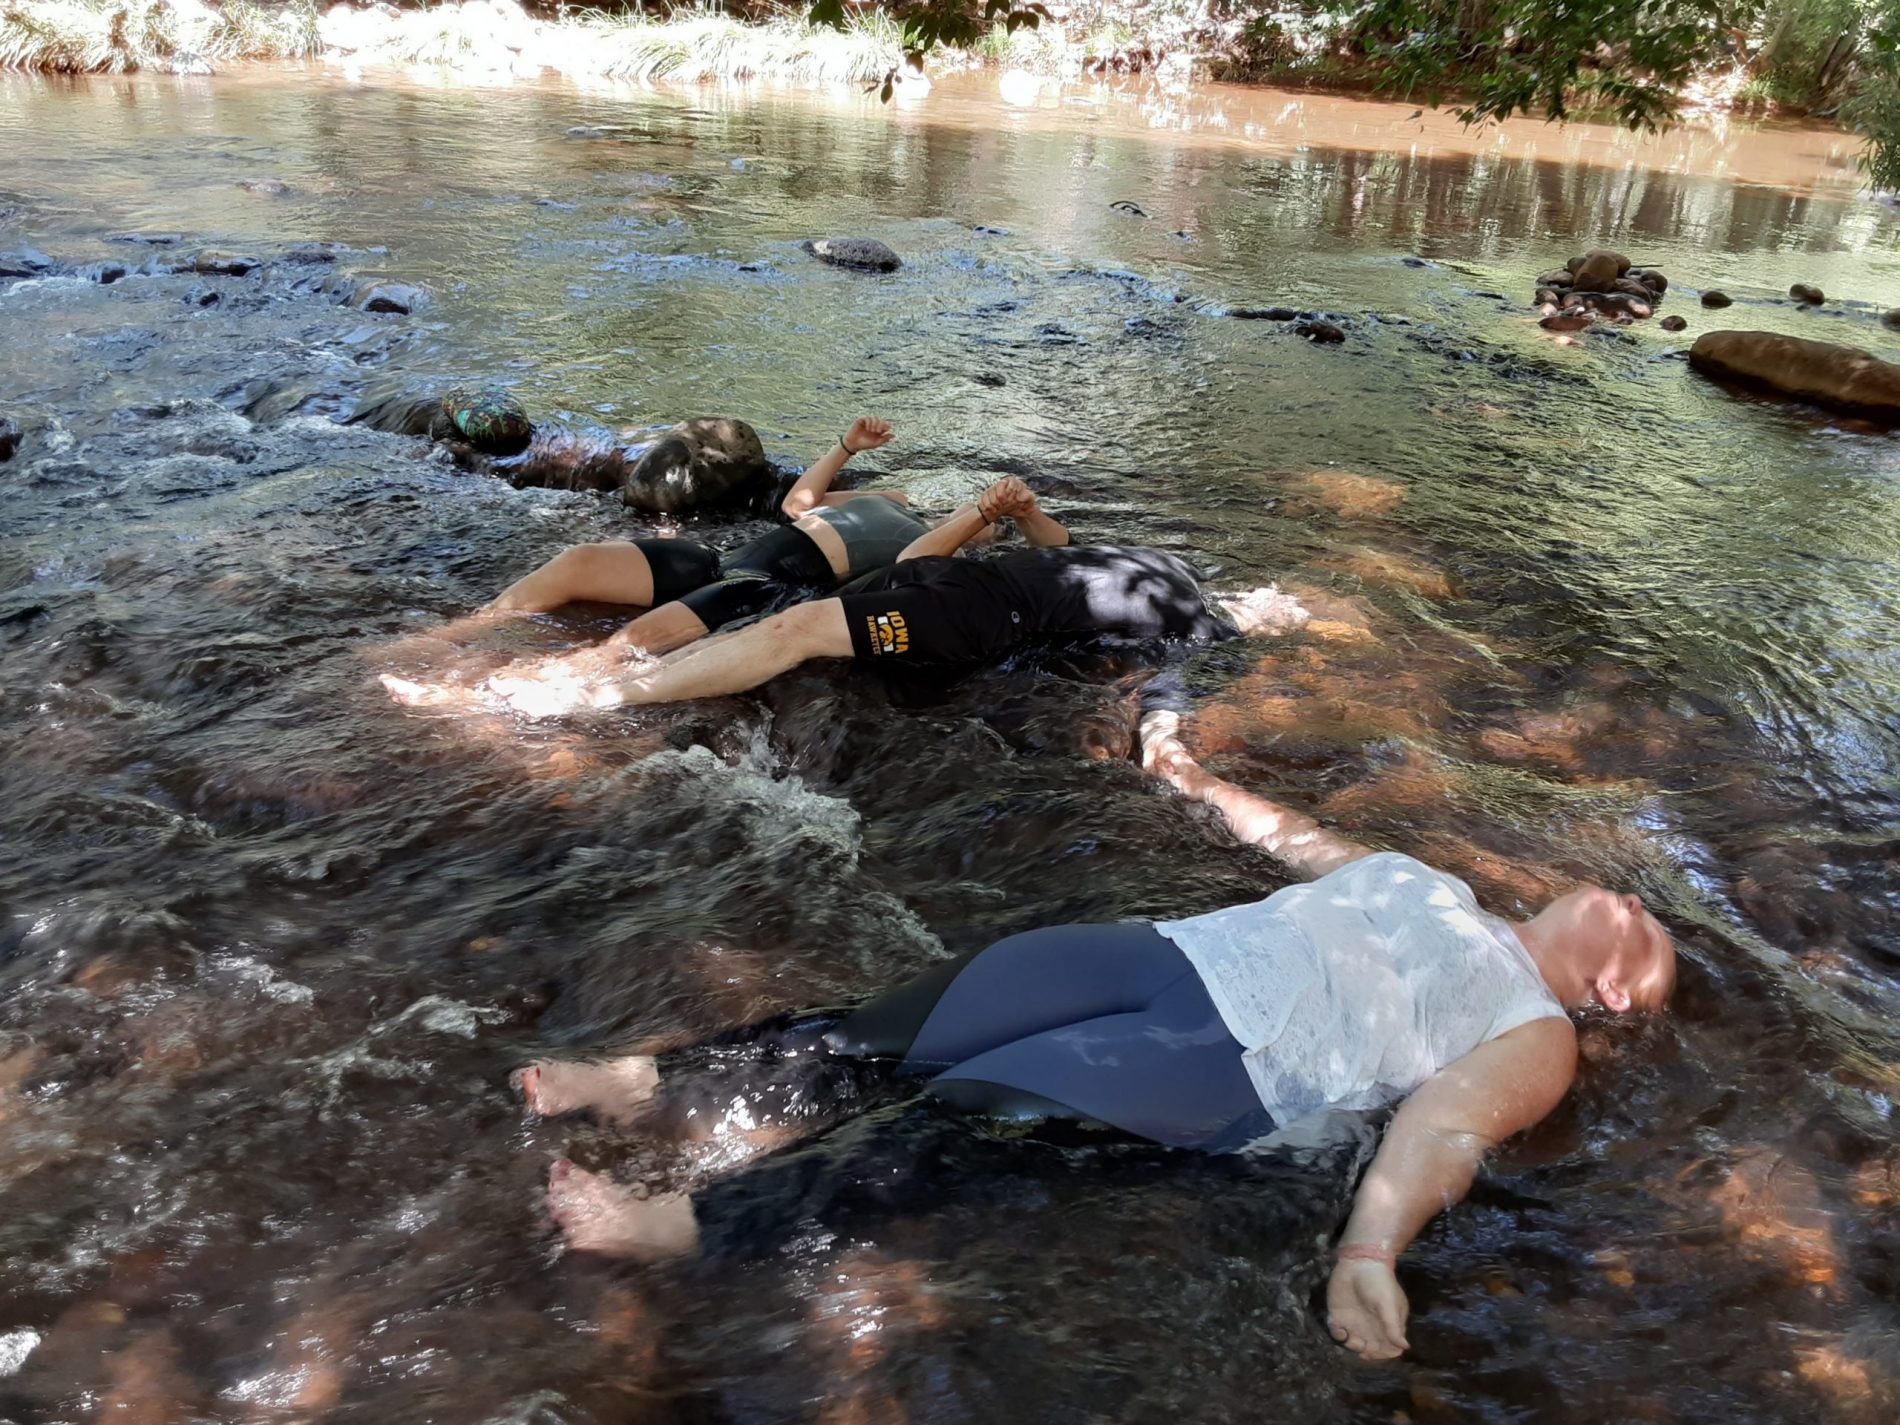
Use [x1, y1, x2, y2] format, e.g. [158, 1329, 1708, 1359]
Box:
[802, 237, 901, 273]
[0, 246, 55, 278]
[1541, 311, 1594, 332]
[1690, 329, 1900, 423]
[349, 281, 427, 315]
[1885, 309, 1900, 330]
[1231, 306, 1299, 321]
[1790, 283, 1826, 306]
[623, 417, 770, 514]
[1702, 290, 1734, 308]
[187, 250, 263, 277]
[1660, 315, 1688, 332]
[0, 415, 20, 461]
[1294, 319, 1346, 344]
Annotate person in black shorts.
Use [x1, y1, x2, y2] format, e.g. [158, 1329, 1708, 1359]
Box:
[383, 418, 1068, 679]
[390, 485, 1314, 717]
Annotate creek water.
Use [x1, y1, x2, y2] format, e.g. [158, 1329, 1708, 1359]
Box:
[2, 64, 1899, 1424]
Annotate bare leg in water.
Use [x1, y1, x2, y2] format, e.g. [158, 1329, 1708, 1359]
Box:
[384, 598, 852, 716]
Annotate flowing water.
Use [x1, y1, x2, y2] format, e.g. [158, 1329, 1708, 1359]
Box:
[2, 64, 1900, 1424]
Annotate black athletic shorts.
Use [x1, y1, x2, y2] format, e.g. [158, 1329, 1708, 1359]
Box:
[839, 557, 1024, 665]
[634, 538, 723, 605]
[677, 524, 835, 631]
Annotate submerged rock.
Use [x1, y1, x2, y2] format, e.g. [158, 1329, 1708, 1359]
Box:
[107, 232, 182, 246]
[1659, 315, 1688, 332]
[0, 246, 55, 278]
[1540, 311, 1594, 332]
[349, 281, 427, 315]
[623, 417, 770, 514]
[1885, 309, 1900, 330]
[438, 388, 533, 456]
[0, 415, 20, 462]
[76, 261, 130, 285]
[1294, 319, 1346, 344]
[281, 243, 345, 265]
[1702, 290, 1734, 309]
[1790, 283, 1826, 306]
[188, 250, 263, 277]
[803, 238, 901, 273]
[1576, 290, 1651, 320]
[1230, 306, 1299, 321]
[1689, 330, 1900, 424]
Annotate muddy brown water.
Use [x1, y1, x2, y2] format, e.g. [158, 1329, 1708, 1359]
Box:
[2, 65, 1899, 1424]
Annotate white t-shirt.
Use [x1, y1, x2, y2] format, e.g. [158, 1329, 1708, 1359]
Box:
[1155, 853, 1567, 1128]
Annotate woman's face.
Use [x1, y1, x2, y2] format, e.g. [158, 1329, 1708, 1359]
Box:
[1541, 885, 1677, 1013]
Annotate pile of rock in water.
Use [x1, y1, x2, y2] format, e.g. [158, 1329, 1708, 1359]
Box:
[1533, 249, 1687, 334]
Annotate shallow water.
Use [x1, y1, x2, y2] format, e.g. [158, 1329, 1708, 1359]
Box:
[2, 65, 1899, 1424]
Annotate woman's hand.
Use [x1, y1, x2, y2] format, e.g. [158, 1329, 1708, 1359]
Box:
[976, 476, 1033, 523]
[1325, 1258, 1410, 1361]
[843, 416, 894, 454]
[1137, 711, 1214, 795]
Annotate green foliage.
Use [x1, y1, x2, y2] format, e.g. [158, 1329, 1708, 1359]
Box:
[586, 8, 903, 83]
[808, 0, 1046, 88]
[1354, 0, 1757, 130]
[1842, 6, 1900, 188]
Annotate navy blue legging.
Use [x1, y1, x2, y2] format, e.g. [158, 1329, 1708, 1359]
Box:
[829, 923, 1269, 1150]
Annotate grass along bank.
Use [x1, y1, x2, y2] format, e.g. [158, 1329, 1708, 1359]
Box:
[0, 0, 1225, 83]
[0, 1, 913, 80]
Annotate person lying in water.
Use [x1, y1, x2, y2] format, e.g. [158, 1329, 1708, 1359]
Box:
[383, 531, 1307, 718]
[390, 418, 1068, 678]
[516, 707, 1676, 1362]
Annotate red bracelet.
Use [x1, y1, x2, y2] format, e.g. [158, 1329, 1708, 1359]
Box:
[1335, 1243, 1397, 1266]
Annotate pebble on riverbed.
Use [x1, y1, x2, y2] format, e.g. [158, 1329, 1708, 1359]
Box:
[1532, 249, 1671, 331]
[802, 238, 902, 273]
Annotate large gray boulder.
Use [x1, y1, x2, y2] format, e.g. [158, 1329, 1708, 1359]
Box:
[1689, 330, 1900, 424]
[622, 417, 770, 513]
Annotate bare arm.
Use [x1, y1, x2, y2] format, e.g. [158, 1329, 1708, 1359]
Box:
[892, 477, 1027, 562]
[1011, 490, 1070, 547]
[1138, 712, 1372, 880]
[1327, 1018, 1578, 1359]
[781, 416, 893, 519]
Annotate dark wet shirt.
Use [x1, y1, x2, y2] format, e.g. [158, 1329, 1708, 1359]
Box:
[989, 544, 1235, 642]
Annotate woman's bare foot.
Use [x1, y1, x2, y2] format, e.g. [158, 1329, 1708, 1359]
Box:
[514, 1055, 660, 1126]
[547, 1159, 700, 1260]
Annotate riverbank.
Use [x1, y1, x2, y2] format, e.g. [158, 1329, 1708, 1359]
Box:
[0, 0, 1864, 137]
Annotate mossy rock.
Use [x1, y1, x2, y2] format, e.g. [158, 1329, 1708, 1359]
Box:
[439, 388, 533, 456]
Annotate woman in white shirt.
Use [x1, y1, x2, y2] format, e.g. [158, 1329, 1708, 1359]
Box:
[519, 710, 1677, 1362]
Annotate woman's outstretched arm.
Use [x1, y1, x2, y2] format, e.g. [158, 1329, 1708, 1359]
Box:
[1326, 1018, 1577, 1359]
[781, 416, 895, 518]
[1137, 712, 1372, 880]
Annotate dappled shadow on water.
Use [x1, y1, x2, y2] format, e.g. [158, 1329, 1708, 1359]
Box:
[0, 71, 1898, 1424]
